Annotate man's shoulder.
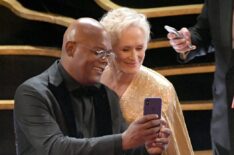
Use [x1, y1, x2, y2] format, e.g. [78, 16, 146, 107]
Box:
[16, 70, 49, 96]
[17, 61, 59, 92]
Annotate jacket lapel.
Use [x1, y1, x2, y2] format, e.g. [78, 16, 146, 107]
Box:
[47, 61, 77, 137]
[48, 82, 77, 137]
[105, 87, 127, 133]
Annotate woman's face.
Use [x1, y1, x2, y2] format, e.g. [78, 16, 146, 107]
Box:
[112, 26, 147, 74]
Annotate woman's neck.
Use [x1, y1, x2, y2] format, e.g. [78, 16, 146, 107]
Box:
[104, 66, 137, 97]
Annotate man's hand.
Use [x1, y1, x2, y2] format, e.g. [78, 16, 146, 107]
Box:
[122, 114, 161, 150]
[145, 119, 171, 155]
[167, 27, 196, 59]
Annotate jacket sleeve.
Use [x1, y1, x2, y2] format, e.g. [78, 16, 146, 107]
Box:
[14, 84, 123, 155]
[179, 0, 214, 63]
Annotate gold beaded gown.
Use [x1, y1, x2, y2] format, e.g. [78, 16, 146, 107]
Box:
[119, 66, 194, 155]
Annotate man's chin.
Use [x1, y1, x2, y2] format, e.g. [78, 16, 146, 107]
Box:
[82, 78, 100, 85]
[89, 76, 101, 84]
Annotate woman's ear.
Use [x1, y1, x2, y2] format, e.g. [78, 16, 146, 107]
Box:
[65, 41, 76, 57]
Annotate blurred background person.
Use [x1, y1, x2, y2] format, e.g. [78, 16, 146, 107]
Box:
[167, 0, 234, 154]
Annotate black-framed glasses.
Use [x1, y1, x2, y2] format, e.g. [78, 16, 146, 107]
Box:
[77, 43, 113, 59]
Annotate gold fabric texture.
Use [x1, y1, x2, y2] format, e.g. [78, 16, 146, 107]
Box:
[120, 66, 194, 155]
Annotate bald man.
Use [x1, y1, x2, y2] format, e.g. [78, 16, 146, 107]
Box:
[14, 18, 169, 155]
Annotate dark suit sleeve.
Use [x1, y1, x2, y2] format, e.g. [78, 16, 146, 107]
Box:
[179, 0, 214, 63]
[14, 84, 123, 155]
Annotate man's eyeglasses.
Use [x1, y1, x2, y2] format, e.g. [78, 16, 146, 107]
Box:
[95, 49, 113, 59]
[76, 43, 113, 59]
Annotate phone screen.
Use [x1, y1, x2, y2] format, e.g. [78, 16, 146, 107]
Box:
[144, 97, 162, 118]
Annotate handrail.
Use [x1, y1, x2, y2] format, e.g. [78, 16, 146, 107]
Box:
[194, 150, 212, 155]
[0, 0, 75, 27]
[148, 40, 170, 49]
[95, 0, 203, 18]
[0, 45, 61, 58]
[0, 99, 213, 111]
[181, 100, 213, 111]
[0, 0, 198, 51]
[0, 0, 196, 50]
[0, 45, 215, 76]
[0, 100, 14, 110]
[0, 0, 203, 31]
[155, 63, 215, 76]
[0, 40, 170, 54]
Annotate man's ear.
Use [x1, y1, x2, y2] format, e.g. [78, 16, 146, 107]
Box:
[65, 41, 76, 57]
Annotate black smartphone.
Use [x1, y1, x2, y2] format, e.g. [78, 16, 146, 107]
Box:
[143, 97, 162, 118]
[164, 25, 182, 38]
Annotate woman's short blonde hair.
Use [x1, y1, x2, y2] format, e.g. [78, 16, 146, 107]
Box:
[100, 7, 151, 46]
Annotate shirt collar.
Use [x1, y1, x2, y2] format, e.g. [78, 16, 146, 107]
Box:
[58, 62, 101, 92]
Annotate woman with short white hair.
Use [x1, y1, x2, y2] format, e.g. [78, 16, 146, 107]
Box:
[100, 7, 194, 155]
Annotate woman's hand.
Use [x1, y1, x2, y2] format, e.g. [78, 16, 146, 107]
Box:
[145, 119, 171, 155]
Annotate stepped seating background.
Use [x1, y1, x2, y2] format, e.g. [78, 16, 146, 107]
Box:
[0, 0, 213, 155]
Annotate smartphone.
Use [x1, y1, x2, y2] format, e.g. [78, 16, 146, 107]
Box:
[144, 97, 162, 118]
[164, 25, 195, 50]
[164, 25, 182, 38]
